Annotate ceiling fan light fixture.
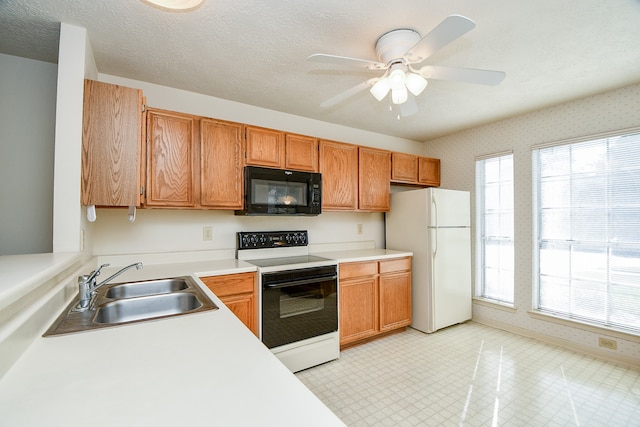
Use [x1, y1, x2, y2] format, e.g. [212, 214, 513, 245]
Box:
[140, 0, 204, 12]
[405, 73, 428, 96]
[389, 67, 406, 91]
[370, 77, 391, 101]
[391, 86, 408, 105]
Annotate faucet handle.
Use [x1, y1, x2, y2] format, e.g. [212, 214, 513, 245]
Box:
[87, 263, 110, 283]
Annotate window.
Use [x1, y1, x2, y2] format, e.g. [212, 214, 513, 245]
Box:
[476, 153, 514, 304]
[532, 130, 640, 333]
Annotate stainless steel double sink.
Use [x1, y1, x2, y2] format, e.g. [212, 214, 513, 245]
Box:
[44, 276, 218, 336]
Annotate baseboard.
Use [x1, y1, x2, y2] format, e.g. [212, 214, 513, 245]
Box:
[472, 317, 640, 368]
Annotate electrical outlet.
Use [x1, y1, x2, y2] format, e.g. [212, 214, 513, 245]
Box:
[357, 223, 363, 235]
[599, 337, 617, 350]
[202, 226, 213, 241]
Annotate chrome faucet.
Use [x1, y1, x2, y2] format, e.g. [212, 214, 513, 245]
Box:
[76, 262, 143, 311]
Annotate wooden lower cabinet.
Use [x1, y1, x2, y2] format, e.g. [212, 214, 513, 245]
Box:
[200, 272, 257, 336]
[339, 257, 412, 347]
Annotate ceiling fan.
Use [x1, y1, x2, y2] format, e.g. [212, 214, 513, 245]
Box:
[307, 15, 506, 113]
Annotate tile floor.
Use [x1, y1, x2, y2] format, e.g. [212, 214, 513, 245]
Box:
[296, 322, 640, 426]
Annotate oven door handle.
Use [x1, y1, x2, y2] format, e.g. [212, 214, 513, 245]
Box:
[263, 275, 337, 289]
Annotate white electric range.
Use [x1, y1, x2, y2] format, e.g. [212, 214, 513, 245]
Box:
[237, 230, 339, 372]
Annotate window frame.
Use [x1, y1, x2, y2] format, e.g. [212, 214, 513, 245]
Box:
[475, 151, 515, 305]
[531, 127, 640, 335]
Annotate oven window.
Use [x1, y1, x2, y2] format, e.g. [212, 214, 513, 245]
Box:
[280, 284, 325, 318]
[251, 179, 307, 207]
[262, 277, 338, 349]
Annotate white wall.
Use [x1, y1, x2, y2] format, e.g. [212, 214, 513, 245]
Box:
[0, 54, 57, 255]
[52, 23, 97, 254]
[423, 83, 640, 365]
[92, 209, 384, 255]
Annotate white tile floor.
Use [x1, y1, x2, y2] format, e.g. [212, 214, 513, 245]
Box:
[296, 322, 640, 426]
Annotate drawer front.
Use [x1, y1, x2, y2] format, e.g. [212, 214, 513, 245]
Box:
[201, 272, 255, 297]
[379, 257, 412, 274]
[339, 261, 378, 280]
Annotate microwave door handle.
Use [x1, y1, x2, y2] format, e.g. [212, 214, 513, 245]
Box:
[263, 275, 337, 289]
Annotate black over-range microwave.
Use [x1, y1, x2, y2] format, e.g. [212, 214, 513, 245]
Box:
[235, 166, 322, 216]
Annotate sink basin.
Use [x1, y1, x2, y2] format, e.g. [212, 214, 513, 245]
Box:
[43, 275, 218, 336]
[94, 292, 203, 324]
[105, 278, 189, 299]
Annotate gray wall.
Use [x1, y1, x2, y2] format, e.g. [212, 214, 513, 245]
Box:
[0, 53, 57, 255]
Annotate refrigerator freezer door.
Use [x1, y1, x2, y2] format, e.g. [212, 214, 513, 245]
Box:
[429, 226, 472, 332]
[429, 188, 470, 228]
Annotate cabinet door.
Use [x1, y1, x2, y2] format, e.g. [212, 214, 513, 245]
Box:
[391, 152, 418, 183]
[221, 293, 256, 336]
[81, 80, 143, 207]
[339, 276, 378, 346]
[319, 140, 358, 210]
[200, 272, 257, 336]
[245, 126, 285, 168]
[200, 119, 243, 209]
[358, 146, 391, 211]
[418, 157, 441, 187]
[285, 133, 318, 172]
[146, 109, 196, 207]
[379, 271, 412, 332]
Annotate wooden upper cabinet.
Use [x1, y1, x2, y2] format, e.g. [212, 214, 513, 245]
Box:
[358, 147, 391, 212]
[285, 133, 318, 172]
[390, 152, 441, 187]
[245, 125, 285, 168]
[200, 119, 243, 209]
[319, 140, 359, 211]
[418, 157, 441, 187]
[145, 109, 197, 207]
[391, 152, 418, 183]
[81, 79, 143, 207]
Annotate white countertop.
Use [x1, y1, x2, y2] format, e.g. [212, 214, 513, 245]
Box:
[0, 252, 81, 311]
[314, 248, 412, 263]
[0, 257, 345, 427]
[0, 247, 411, 426]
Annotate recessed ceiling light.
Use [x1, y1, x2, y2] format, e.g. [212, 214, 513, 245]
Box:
[140, 0, 204, 12]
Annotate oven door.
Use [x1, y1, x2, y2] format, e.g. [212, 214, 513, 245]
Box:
[261, 265, 338, 349]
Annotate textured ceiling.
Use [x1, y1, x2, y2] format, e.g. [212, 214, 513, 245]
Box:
[1, 0, 640, 142]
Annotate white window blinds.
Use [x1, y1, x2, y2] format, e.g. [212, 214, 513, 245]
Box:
[476, 152, 514, 304]
[532, 130, 640, 333]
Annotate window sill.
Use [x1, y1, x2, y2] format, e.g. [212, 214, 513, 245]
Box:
[527, 310, 640, 342]
[473, 297, 517, 313]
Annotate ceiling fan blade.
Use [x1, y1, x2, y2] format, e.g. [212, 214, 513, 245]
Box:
[307, 54, 385, 70]
[404, 15, 476, 64]
[319, 79, 377, 109]
[418, 65, 506, 86]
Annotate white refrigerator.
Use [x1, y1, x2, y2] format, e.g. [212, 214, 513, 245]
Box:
[385, 188, 472, 333]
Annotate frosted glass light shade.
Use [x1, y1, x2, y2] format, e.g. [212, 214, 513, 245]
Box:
[141, 0, 204, 11]
[391, 86, 408, 104]
[389, 68, 406, 91]
[370, 77, 391, 101]
[405, 73, 428, 96]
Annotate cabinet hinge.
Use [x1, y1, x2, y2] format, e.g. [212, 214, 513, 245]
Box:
[141, 104, 146, 113]
[140, 186, 145, 196]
